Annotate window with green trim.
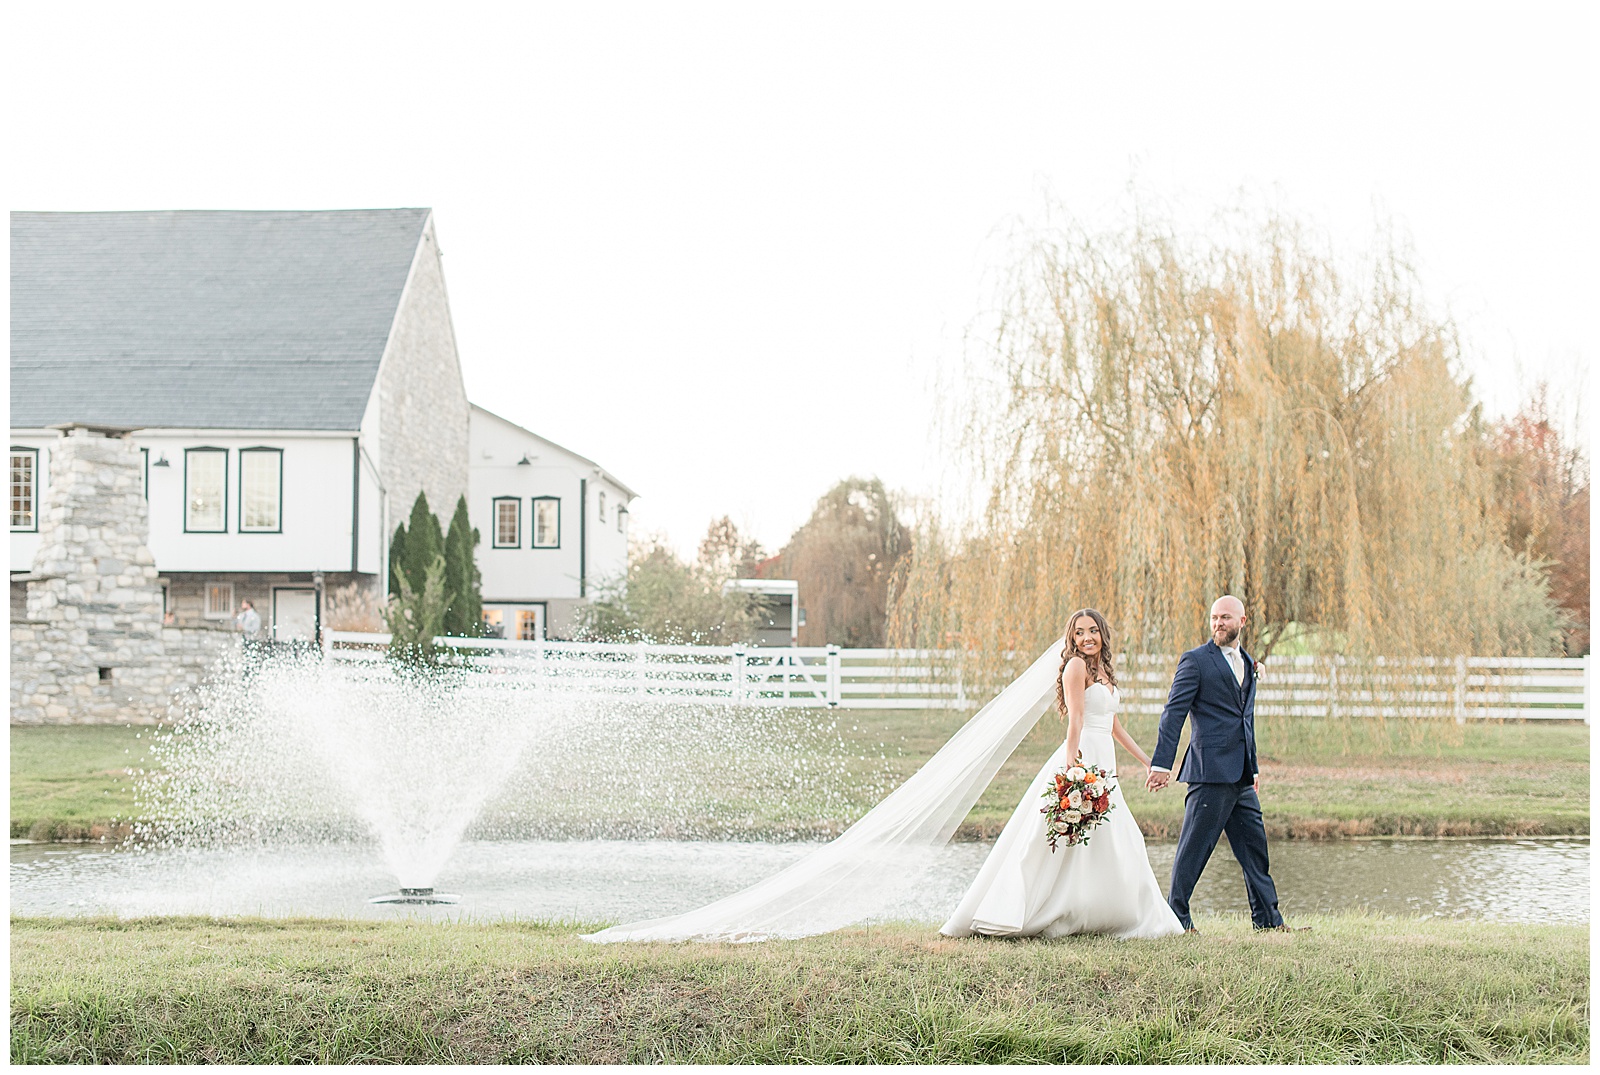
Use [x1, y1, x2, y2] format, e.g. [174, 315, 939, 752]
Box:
[185, 448, 228, 532]
[240, 448, 282, 532]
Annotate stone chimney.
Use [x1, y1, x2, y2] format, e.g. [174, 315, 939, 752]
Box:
[11, 425, 226, 723]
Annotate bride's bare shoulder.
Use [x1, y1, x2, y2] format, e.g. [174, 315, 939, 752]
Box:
[1062, 654, 1088, 684]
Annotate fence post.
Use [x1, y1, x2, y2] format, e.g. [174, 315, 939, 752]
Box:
[634, 641, 647, 698]
[732, 646, 747, 705]
[322, 628, 333, 662]
[826, 645, 841, 707]
[1453, 655, 1467, 725]
[1327, 657, 1338, 721]
[1583, 654, 1591, 726]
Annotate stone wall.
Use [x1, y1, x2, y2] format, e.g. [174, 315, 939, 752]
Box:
[160, 570, 372, 630]
[378, 216, 471, 524]
[10, 427, 230, 724]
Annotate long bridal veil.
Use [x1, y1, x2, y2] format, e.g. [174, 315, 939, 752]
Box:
[580, 639, 1063, 943]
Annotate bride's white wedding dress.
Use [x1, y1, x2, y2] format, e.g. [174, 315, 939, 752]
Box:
[941, 683, 1184, 939]
[581, 641, 1180, 945]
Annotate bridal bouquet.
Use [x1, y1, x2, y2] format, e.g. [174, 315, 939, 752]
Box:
[1040, 762, 1116, 850]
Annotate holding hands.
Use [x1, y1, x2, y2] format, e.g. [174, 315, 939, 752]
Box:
[1145, 769, 1171, 792]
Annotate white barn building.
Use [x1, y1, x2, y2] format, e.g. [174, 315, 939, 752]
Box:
[10, 209, 634, 650]
[469, 404, 634, 640]
[10, 208, 472, 639]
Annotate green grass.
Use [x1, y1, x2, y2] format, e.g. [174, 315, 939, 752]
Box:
[11, 712, 1590, 842]
[962, 708, 1592, 838]
[9, 914, 1588, 1063]
[9, 725, 159, 840]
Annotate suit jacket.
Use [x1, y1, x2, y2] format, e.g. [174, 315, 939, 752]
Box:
[1151, 640, 1258, 784]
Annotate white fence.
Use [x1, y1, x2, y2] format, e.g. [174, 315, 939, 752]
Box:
[322, 633, 1589, 721]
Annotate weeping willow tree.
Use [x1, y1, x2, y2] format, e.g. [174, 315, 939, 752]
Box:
[889, 207, 1567, 693]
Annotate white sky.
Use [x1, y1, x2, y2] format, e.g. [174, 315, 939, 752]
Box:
[7, 2, 1594, 557]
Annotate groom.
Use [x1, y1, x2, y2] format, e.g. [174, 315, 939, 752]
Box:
[1146, 595, 1300, 933]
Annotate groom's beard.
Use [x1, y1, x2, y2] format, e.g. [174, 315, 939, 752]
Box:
[1213, 627, 1240, 646]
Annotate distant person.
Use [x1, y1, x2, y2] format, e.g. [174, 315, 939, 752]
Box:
[234, 600, 262, 640]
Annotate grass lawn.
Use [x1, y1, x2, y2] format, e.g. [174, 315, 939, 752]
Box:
[9, 725, 159, 840]
[10, 710, 1590, 841]
[9, 913, 1588, 1064]
[962, 708, 1592, 838]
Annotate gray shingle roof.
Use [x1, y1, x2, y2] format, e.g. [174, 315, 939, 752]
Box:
[11, 208, 431, 431]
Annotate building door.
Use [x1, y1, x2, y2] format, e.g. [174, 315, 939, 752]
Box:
[515, 605, 546, 641]
[272, 588, 317, 642]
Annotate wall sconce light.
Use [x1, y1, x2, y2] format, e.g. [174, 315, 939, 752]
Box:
[517, 454, 534, 466]
[151, 453, 170, 467]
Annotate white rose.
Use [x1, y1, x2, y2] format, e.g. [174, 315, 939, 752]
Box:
[1063, 809, 1082, 823]
[1066, 766, 1087, 782]
[1066, 790, 1084, 809]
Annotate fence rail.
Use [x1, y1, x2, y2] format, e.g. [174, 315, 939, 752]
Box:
[322, 633, 1589, 721]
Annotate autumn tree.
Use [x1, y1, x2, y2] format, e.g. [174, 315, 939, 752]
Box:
[889, 206, 1570, 685]
[698, 516, 766, 582]
[1491, 386, 1589, 654]
[773, 477, 909, 647]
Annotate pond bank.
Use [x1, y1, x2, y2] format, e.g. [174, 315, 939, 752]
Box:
[10, 914, 1588, 1063]
[15, 813, 1591, 845]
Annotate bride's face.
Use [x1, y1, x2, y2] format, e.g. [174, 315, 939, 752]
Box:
[1072, 616, 1102, 657]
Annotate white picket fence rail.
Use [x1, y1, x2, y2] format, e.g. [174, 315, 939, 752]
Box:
[321, 633, 1589, 721]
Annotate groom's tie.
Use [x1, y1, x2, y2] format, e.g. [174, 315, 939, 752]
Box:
[1226, 648, 1243, 686]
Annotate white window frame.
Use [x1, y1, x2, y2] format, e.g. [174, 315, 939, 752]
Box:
[617, 504, 627, 533]
[238, 447, 283, 533]
[597, 490, 607, 524]
[204, 582, 235, 620]
[532, 497, 561, 548]
[10, 447, 39, 532]
[493, 497, 521, 548]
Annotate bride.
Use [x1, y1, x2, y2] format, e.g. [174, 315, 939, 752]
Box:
[582, 610, 1180, 944]
[940, 609, 1183, 939]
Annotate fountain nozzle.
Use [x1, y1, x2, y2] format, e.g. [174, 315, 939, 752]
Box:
[369, 887, 460, 905]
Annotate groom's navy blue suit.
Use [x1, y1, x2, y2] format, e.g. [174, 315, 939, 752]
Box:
[1150, 640, 1284, 930]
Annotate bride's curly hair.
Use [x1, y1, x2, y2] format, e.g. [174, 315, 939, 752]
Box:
[1055, 607, 1118, 718]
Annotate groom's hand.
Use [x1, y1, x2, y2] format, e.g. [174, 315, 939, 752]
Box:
[1146, 770, 1170, 792]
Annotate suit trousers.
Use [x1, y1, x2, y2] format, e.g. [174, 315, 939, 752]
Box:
[1167, 774, 1283, 929]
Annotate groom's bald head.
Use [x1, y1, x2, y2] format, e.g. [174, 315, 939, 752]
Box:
[1210, 595, 1246, 646]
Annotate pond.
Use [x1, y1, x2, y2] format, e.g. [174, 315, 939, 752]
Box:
[11, 837, 1588, 926]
